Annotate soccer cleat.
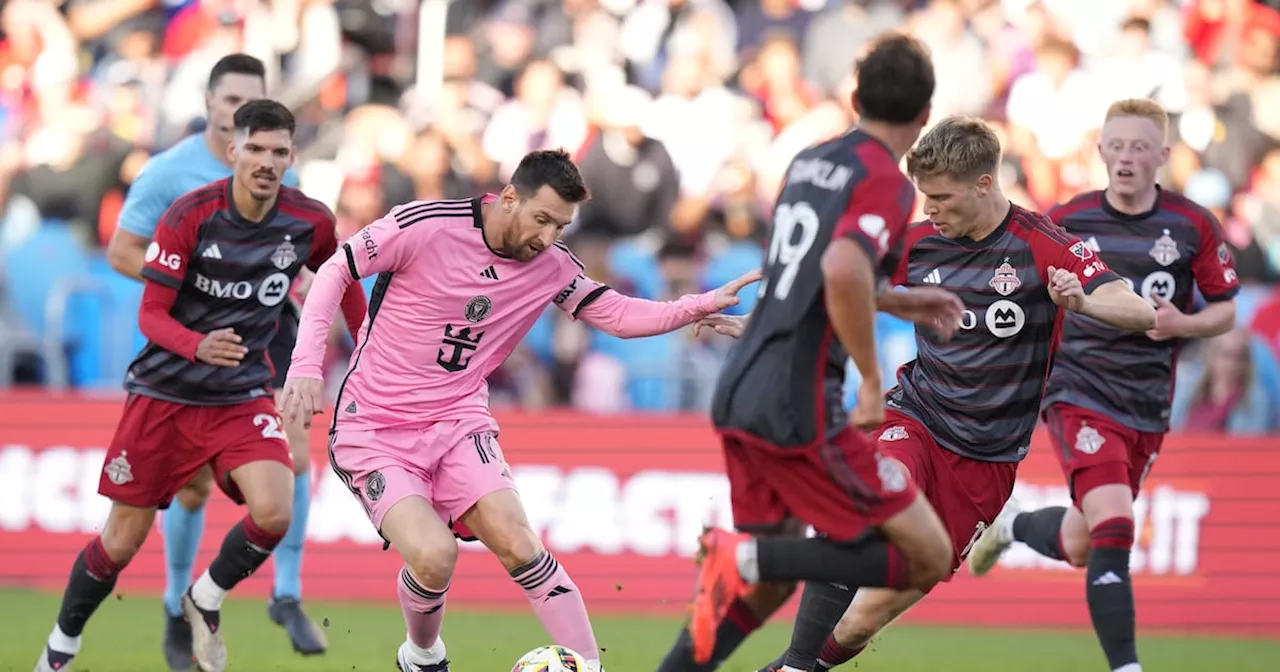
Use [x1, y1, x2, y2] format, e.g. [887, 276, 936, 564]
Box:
[33, 646, 74, 672]
[395, 640, 450, 671]
[967, 497, 1023, 577]
[267, 595, 328, 655]
[163, 609, 195, 670]
[182, 589, 226, 672]
[688, 528, 750, 665]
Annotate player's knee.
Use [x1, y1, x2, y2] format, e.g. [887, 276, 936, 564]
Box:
[1061, 526, 1090, 567]
[247, 498, 293, 537]
[288, 440, 311, 476]
[101, 506, 155, 564]
[492, 524, 543, 573]
[174, 484, 210, 510]
[403, 542, 459, 589]
[908, 533, 952, 589]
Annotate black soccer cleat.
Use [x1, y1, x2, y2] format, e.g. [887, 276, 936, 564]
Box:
[33, 645, 75, 672]
[267, 595, 328, 655]
[162, 610, 195, 671]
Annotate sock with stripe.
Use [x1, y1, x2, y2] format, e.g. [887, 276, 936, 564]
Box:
[272, 472, 311, 599]
[656, 596, 763, 671]
[1087, 517, 1139, 671]
[1011, 506, 1068, 562]
[193, 516, 286, 611]
[398, 566, 448, 658]
[511, 550, 599, 660]
[817, 634, 865, 668]
[50, 537, 127, 653]
[162, 500, 206, 617]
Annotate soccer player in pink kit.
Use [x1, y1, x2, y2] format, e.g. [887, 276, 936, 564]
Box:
[280, 149, 759, 671]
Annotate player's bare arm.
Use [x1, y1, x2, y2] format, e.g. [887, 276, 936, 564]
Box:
[875, 286, 965, 342]
[822, 237, 882, 429]
[105, 227, 149, 281]
[1047, 269, 1156, 331]
[1146, 295, 1236, 341]
[695, 285, 964, 342]
[574, 269, 761, 338]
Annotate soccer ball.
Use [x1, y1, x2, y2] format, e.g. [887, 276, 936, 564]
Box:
[511, 645, 589, 671]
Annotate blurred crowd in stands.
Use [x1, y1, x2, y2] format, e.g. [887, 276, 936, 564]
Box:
[4, 0, 1280, 433]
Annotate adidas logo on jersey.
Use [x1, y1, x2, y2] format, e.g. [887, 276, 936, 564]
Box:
[922, 269, 942, 284]
[480, 266, 499, 280]
[202, 243, 223, 260]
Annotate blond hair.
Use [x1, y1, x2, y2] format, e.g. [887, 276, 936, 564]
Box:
[1104, 98, 1169, 140]
[906, 116, 1002, 181]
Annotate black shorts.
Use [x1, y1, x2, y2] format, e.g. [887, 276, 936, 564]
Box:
[269, 304, 300, 388]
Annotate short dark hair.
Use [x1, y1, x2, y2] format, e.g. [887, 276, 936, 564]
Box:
[510, 149, 589, 204]
[208, 54, 266, 91]
[233, 99, 296, 137]
[854, 33, 935, 125]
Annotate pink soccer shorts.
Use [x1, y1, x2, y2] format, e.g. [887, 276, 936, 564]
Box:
[328, 419, 517, 536]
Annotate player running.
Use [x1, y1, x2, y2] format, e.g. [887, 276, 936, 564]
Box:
[965, 99, 1239, 672]
[104, 54, 325, 664]
[718, 116, 1158, 672]
[34, 101, 367, 672]
[278, 148, 760, 672]
[659, 34, 970, 671]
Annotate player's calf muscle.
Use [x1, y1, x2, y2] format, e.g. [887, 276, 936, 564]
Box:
[461, 490, 543, 570]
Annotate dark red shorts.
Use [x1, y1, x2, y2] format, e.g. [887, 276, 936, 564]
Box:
[875, 411, 1018, 578]
[720, 426, 917, 543]
[99, 394, 292, 508]
[1043, 403, 1164, 504]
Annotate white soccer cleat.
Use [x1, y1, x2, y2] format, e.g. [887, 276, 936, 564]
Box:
[396, 638, 449, 671]
[182, 590, 227, 672]
[967, 497, 1022, 577]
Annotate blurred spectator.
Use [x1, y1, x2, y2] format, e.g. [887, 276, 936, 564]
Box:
[1172, 328, 1278, 432]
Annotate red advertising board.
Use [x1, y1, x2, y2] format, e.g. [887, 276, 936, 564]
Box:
[1, 391, 1277, 636]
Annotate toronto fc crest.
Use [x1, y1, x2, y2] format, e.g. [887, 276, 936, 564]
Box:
[272, 236, 298, 270]
[1149, 230, 1181, 267]
[988, 260, 1022, 296]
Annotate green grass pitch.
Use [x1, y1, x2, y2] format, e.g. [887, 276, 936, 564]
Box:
[2, 588, 1278, 671]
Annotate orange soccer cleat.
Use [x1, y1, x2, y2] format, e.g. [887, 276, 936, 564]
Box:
[688, 528, 750, 664]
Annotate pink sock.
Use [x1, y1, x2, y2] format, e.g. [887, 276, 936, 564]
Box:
[397, 566, 448, 650]
[511, 551, 599, 659]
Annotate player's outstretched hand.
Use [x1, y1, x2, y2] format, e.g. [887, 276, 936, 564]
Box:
[195, 328, 247, 367]
[279, 377, 325, 428]
[1046, 266, 1085, 312]
[1145, 295, 1186, 341]
[851, 377, 885, 431]
[694, 314, 747, 338]
[896, 287, 965, 343]
[711, 269, 764, 310]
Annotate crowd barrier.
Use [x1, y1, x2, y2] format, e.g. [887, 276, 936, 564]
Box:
[1, 391, 1277, 636]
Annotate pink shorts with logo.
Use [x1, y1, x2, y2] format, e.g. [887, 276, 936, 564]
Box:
[327, 419, 516, 539]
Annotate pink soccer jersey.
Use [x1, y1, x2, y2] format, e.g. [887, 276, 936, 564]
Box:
[290, 196, 721, 432]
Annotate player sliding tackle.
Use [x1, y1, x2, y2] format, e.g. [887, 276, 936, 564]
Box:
[279, 149, 760, 672]
[966, 98, 1239, 672]
[693, 116, 1157, 672]
[34, 100, 367, 672]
